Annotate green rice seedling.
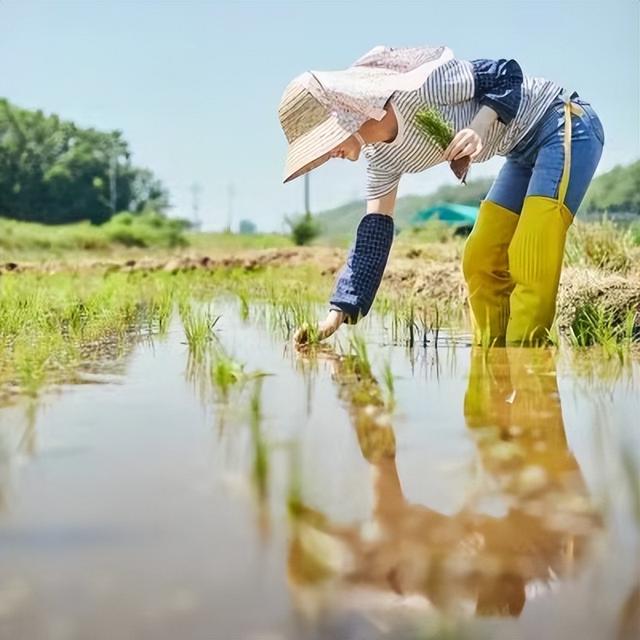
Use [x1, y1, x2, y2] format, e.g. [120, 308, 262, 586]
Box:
[13, 339, 50, 398]
[347, 333, 373, 379]
[569, 302, 637, 356]
[404, 302, 416, 348]
[206, 342, 269, 402]
[381, 359, 396, 411]
[416, 307, 429, 348]
[415, 107, 454, 148]
[415, 107, 469, 182]
[0, 271, 174, 397]
[237, 290, 250, 321]
[182, 305, 221, 357]
[338, 335, 386, 407]
[281, 297, 323, 344]
[432, 302, 441, 348]
[210, 351, 245, 401]
[249, 377, 269, 502]
[154, 289, 174, 335]
[546, 321, 562, 348]
[176, 292, 193, 325]
[286, 443, 304, 518]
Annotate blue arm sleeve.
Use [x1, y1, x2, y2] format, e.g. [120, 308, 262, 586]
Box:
[470, 58, 524, 125]
[329, 213, 394, 324]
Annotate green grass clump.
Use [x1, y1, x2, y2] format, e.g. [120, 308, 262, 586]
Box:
[565, 216, 634, 273]
[0, 211, 189, 257]
[569, 302, 637, 355]
[102, 211, 189, 248]
[180, 304, 221, 358]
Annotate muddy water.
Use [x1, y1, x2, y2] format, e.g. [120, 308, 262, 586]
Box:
[0, 303, 638, 640]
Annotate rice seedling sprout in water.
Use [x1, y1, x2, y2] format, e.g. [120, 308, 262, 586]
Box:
[182, 304, 221, 357]
[381, 359, 396, 411]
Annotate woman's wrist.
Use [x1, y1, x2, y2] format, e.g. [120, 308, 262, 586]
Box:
[327, 308, 346, 327]
[471, 106, 499, 135]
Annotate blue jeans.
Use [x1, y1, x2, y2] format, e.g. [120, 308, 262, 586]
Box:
[486, 92, 605, 215]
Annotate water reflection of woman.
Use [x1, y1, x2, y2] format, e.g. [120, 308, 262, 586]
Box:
[287, 348, 600, 620]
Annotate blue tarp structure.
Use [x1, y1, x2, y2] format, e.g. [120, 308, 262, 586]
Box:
[411, 203, 479, 227]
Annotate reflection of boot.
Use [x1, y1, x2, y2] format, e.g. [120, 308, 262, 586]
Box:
[476, 572, 526, 616]
[464, 347, 512, 433]
[463, 200, 520, 345]
[506, 347, 582, 483]
[506, 196, 573, 344]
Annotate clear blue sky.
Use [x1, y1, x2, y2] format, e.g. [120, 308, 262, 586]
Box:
[1, 0, 638, 231]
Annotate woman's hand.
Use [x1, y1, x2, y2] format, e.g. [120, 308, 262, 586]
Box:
[442, 106, 499, 162]
[293, 309, 345, 347]
[443, 127, 483, 161]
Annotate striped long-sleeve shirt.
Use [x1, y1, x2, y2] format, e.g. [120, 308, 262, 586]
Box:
[363, 58, 562, 199]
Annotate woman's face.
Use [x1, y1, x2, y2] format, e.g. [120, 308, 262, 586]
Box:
[328, 134, 362, 162]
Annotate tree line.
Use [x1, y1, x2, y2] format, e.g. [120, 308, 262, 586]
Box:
[0, 99, 169, 225]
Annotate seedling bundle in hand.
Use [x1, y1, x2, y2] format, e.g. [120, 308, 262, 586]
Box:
[414, 108, 470, 183]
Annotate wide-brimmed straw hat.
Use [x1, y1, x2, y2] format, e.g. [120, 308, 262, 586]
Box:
[278, 45, 453, 184]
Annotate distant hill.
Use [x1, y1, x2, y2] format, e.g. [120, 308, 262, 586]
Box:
[313, 160, 640, 240]
[581, 160, 640, 214]
[315, 177, 493, 239]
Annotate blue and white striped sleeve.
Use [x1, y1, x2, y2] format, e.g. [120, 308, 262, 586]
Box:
[422, 59, 476, 105]
[422, 58, 524, 125]
[365, 164, 402, 200]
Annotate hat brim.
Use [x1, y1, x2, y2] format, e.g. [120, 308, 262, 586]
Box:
[282, 114, 351, 183]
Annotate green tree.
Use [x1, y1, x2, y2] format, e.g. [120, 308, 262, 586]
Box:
[0, 99, 169, 224]
[285, 212, 320, 246]
[581, 161, 640, 214]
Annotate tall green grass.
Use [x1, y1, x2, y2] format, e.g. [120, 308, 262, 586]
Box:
[0, 211, 189, 256]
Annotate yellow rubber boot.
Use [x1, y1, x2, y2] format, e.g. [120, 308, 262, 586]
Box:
[506, 197, 573, 344]
[463, 200, 520, 345]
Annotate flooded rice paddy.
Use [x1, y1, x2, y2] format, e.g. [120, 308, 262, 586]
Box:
[0, 299, 638, 640]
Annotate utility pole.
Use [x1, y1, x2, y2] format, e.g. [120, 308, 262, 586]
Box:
[109, 144, 118, 215]
[190, 182, 202, 230]
[304, 172, 310, 215]
[226, 182, 235, 232]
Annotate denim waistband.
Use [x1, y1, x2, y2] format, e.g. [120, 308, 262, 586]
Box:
[510, 89, 582, 155]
